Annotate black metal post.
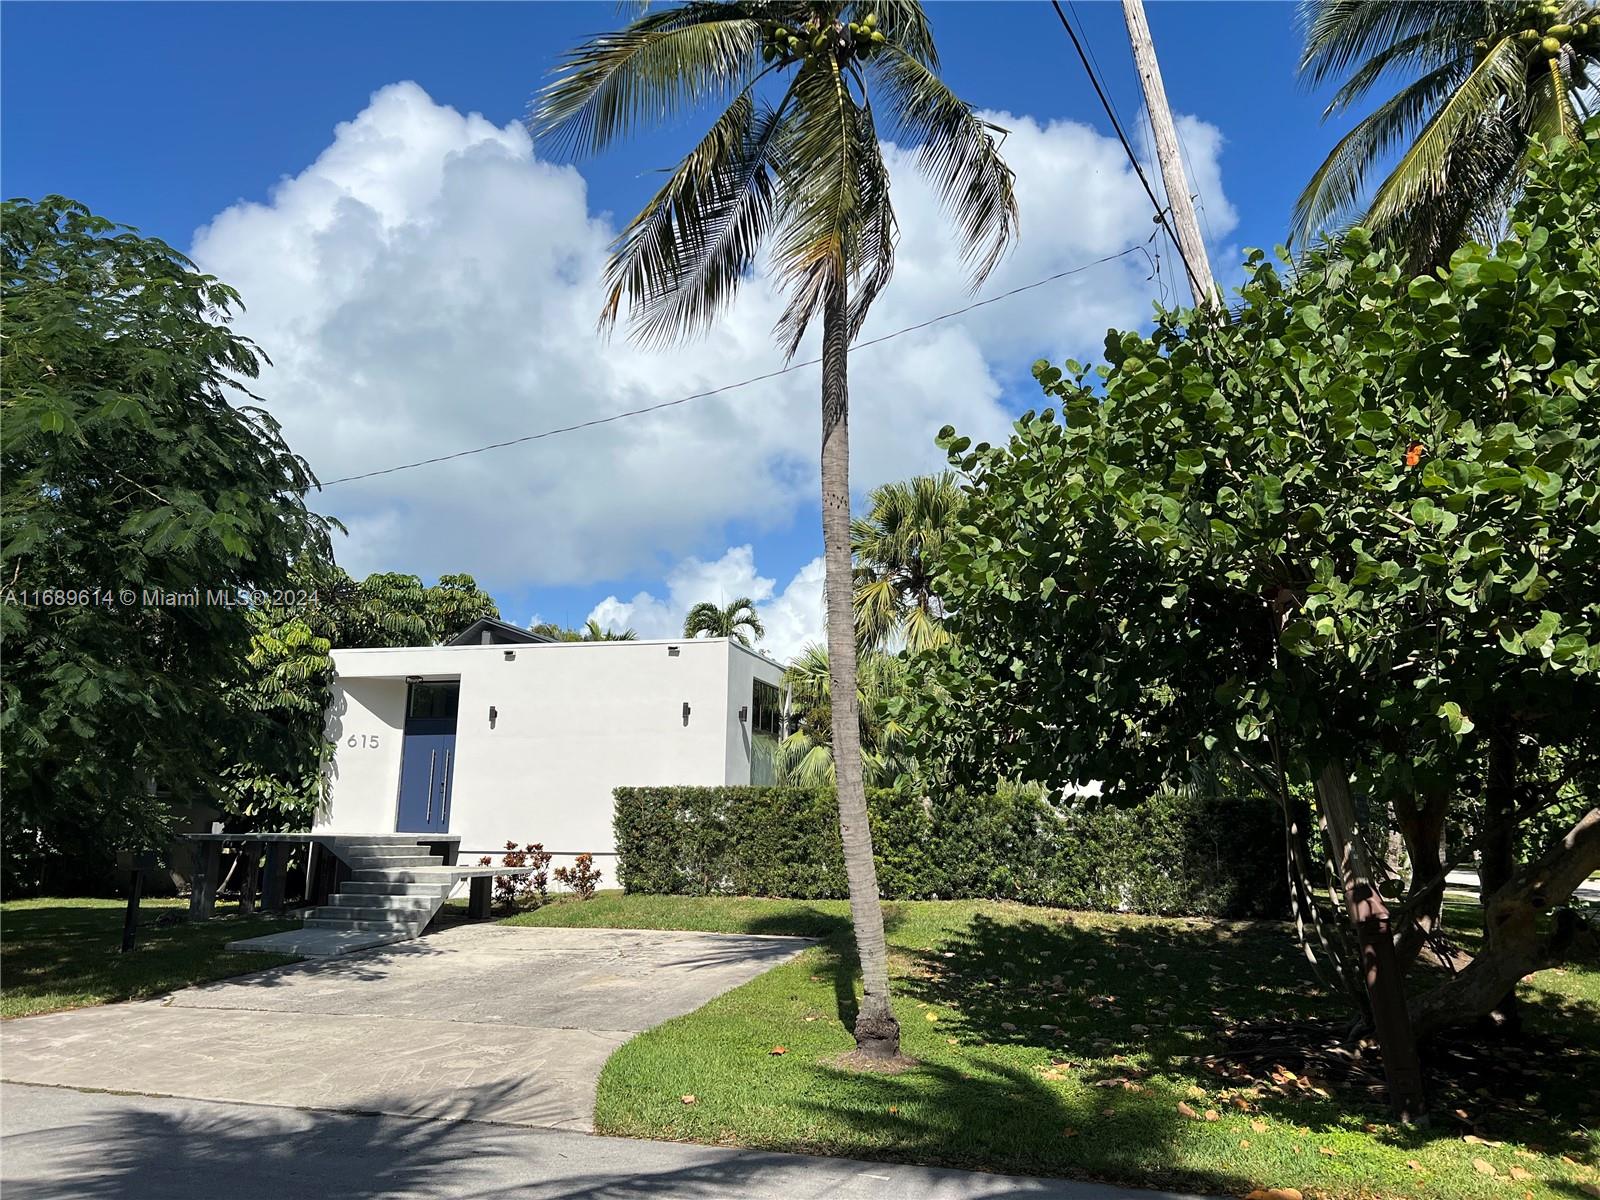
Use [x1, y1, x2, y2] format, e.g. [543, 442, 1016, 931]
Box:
[189, 840, 221, 920]
[121, 866, 144, 952]
[239, 843, 259, 915]
[261, 843, 288, 910]
[468, 875, 493, 920]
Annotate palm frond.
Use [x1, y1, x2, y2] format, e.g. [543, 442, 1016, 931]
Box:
[1297, 0, 1490, 89]
[869, 45, 1018, 287]
[846, 0, 938, 66]
[1294, 62, 1467, 244]
[534, 7, 763, 157]
[1365, 35, 1526, 235]
[770, 56, 870, 356]
[603, 80, 794, 344]
[853, 575, 901, 651]
[1320, 22, 1474, 116]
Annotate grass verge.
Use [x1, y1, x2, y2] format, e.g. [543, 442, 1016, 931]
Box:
[2, 896, 299, 1018]
[505, 894, 1598, 1200]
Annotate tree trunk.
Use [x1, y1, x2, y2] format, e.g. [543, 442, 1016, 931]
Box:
[1480, 721, 1522, 1031]
[1316, 761, 1427, 1120]
[1393, 788, 1453, 971]
[820, 279, 900, 1058]
[1411, 805, 1600, 1039]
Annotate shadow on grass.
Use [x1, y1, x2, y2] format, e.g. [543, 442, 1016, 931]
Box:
[2, 1080, 1118, 1200]
[1, 900, 300, 1018]
[895, 911, 1597, 1165]
[740, 903, 909, 1029]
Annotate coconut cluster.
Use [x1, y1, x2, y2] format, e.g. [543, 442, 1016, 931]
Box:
[760, 11, 885, 65]
[1510, 1, 1599, 63]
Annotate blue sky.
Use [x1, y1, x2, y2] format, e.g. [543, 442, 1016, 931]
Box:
[3, 1, 1346, 655]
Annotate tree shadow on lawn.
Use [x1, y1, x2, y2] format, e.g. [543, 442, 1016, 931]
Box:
[895, 912, 1597, 1172]
[1, 900, 300, 1016]
[740, 903, 907, 1031]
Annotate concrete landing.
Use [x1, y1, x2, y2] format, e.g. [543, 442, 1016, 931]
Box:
[227, 927, 414, 957]
[1, 924, 812, 1133]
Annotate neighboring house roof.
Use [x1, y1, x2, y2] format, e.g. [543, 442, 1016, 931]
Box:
[445, 618, 555, 646]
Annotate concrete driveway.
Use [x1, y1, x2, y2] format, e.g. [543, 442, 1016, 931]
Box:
[0, 924, 810, 1131]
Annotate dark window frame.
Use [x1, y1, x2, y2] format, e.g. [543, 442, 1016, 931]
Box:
[751, 679, 783, 739]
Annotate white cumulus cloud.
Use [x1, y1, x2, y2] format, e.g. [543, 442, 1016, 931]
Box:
[191, 81, 1235, 605]
[587, 545, 824, 663]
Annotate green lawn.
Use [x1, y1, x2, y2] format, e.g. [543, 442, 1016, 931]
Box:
[1, 896, 299, 1019]
[507, 894, 1599, 1200]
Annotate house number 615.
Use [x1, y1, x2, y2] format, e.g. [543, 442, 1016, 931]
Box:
[346, 734, 381, 748]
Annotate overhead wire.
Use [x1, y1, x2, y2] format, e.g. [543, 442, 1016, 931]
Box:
[318, 246, 1143, 489]
[1047, 0, 1206, 300]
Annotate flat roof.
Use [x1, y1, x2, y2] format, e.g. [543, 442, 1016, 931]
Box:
[332, 635, 785, 668]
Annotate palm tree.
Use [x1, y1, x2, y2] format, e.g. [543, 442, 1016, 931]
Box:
[852, 471, 962, 655]
[1295, 0, 1598, 270]
[535, 2, 1015, 1059]
[683, 596, 766, 646]
[775, 642, 910, 787]
[582, 618, 637, 641]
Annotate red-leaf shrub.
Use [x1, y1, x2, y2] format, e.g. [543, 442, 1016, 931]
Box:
[553, 853, 602, 900]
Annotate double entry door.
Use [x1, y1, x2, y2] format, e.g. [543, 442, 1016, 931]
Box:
[396, 680, 459, 834]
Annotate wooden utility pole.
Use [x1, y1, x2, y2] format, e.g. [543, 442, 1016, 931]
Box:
[1120, 0, 1219, 309]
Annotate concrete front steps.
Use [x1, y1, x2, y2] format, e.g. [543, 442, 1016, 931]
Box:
[228, 835, 462, 958]
[226, 834, 545, 959]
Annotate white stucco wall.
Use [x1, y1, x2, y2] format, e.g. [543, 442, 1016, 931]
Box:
[320, 637, 784, 859]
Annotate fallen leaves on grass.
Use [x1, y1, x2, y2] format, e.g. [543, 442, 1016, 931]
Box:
[1472, 1158, 1497, 1176]
[1510, 1166, 1532, 1181]
[1177, 1101, 1201, 1119]
[1244, 1188, 1303, 1200]
[769, 1046, 788, 1056]
[681, 1094, 697, 1105]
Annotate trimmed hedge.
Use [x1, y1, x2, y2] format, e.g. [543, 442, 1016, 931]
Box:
[614, 784, 1286, 918]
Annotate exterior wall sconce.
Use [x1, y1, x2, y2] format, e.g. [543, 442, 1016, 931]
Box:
[682, 701, 691, 726]
[667, 645, 680, 657]
[405, 674, 422, 684]
[738, 705, 749, 724]
[503, 650, 516, 661]
[488, 705, 498, 728]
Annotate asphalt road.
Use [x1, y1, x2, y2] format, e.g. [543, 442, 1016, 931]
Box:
[0, 1083, 1205, 1200]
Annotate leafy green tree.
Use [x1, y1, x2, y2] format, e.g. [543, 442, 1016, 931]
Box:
[0, 196, 336, 884]
[775, 643, 911, 787]
[683, 596, 765, 646]
[329, 570, 498, 649]
[217, 567, 501, 830]
[916, 127, 1600, 1107]
[1295, 0, 1599, 269]
[852, 472, 962, 654]
[535, 0, 1017, 1058]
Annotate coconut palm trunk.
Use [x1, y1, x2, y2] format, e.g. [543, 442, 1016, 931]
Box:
[534, 1, 1015, 1061]
[820, 281, 897, 1053]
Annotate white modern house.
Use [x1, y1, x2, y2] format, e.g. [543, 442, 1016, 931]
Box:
[318, 619, 787, 863]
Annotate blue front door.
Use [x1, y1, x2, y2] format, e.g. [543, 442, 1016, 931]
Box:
[396, 682, 459, 834]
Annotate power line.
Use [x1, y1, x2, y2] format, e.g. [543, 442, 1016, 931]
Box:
[318, 247, 1142, 489]
[1047, 0, 1205, 301]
